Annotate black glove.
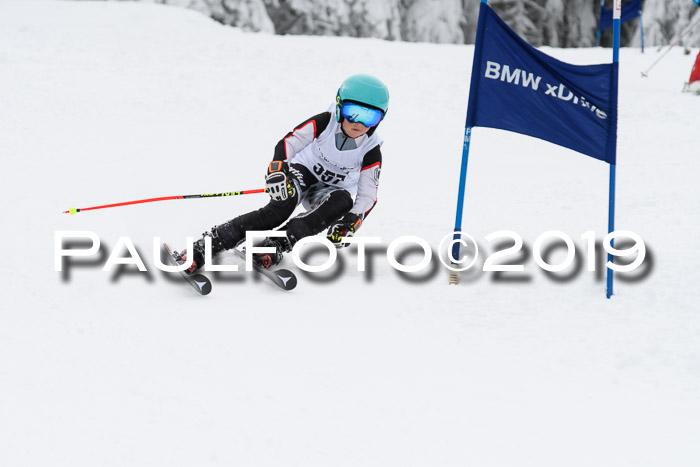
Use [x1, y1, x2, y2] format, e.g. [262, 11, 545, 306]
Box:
[327, 213, 362, 247]
[265, 161, 296, 201]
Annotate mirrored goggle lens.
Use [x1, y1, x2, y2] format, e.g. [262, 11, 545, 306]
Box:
[341, 102, 383, 127]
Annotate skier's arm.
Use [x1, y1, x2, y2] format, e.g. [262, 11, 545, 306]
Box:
[272, 112, 332, 163]
[350, 145, 382, 220]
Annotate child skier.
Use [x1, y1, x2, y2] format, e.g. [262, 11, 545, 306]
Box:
[176, 74, 389, 272]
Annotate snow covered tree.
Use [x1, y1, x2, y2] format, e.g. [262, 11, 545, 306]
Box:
[114, 0, 275, 32]
[98, 0, 700, 47]
[213, 0, 276, 31]
[634, 0, 700, 47]
[348, 0, 402, 40]
[263, 0, 351, 36]
[401, 0, 466, 44]
[489, 0, 547, 45]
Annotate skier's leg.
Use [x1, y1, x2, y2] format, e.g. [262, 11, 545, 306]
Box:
[213, 196, 297, 250]
[185, 164, 319, 272]
[285, 188, 353, 244]
[246, 188, 352, 269]
[217, 163, 319, 248]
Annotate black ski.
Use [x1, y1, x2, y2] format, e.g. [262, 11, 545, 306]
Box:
[232, 248, 297, 291]
[162, 243, 212, 295]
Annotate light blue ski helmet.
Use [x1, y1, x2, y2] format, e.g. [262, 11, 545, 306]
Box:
[335, 74, 390, 126]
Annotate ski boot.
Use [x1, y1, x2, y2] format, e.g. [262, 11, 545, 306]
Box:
[174, 229, 225, 275]
[172, 239, 205, 275]
[252, 237, 291, 269]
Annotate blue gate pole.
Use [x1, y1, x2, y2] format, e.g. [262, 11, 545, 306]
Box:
[640, 11, 645, 53]
[607, 0, 621, 299]
[596, 0, 605, 47]
[450, 0, 487, 283]
[607, 165, 616, 298]
[451, 126, 473, 267]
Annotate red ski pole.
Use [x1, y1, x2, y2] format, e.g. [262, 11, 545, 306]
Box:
[63, 188, 266, 215]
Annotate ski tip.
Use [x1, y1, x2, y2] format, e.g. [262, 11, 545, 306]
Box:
[191, 274, 212, 295]
[275, 269, 297, 291]
[64, 207, 78, 215]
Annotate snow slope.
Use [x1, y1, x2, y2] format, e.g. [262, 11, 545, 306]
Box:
[1, 2, 699, 466]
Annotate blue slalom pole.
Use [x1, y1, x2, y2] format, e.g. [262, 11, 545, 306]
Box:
[607, 0, 621, 299]
[607, 165, 616, 298]
[451, 126, 473, 270]
[450, 0, 487, 283]
[596, 0, 605, 47]
[640, 11, 644, 53]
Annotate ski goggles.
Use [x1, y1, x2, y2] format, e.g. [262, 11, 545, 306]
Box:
[341, 102, 384, 128]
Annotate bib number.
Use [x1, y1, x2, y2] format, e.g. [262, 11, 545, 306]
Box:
[313, 163, 347, 185]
